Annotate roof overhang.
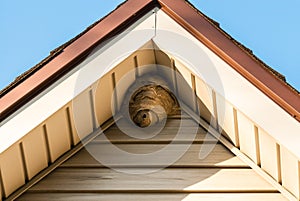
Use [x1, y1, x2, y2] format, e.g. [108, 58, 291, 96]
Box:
[2, 0, 299, 158]
[1, 0, 299, 123]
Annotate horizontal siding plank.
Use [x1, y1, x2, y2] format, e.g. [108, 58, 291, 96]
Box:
[113, 118, 200, 128]
[29, 168, 276, 192]
[17, 193, 288, 201]
[96, 125, 217, 144]
[61, 144, 246, 167]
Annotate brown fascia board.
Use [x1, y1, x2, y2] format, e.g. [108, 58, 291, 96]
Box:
[158, 0, 300, 122]
[0, 0, 158, 122]
[1, 0, 300, 123]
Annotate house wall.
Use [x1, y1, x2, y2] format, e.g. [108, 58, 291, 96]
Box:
[1, 38, 298, 201]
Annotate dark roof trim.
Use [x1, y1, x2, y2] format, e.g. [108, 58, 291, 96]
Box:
[0, 1, 128, 98]
[0, 0, 157, 122]
[1, 0, 299, 123]
[158, 0, 300, 121]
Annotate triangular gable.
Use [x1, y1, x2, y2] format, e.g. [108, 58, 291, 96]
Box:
[1, 0, 300, 200]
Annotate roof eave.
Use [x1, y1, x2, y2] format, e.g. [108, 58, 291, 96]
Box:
[158, 0, 300, 122]
[0, 0, 159, 122]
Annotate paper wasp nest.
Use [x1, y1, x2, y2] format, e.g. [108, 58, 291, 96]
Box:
[126, 75, 180, 128]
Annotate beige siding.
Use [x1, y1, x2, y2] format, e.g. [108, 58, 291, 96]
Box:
[135, 49, 156, 76]
[61, 144, 246, 168]
[154, 49, 172, 67]
[27, 168, 276, 192]
[22, 126, 48, 180]
[155, 50, 175, 92]
[216, 94, 238, 146]
[72, 89, 94, 140]
[281, 147, 300, 199]
[196, 77, 216, 128]
[45, 109, 71, 162]
[67, 104, 81, 145]
[95, 74, 114, 126]
[174, 60, 196, 112]
[3, 46, 293, 201]
[18, 118, 285, 200]
[237, 111, 259, 164]
[114, 55, 136, 113]
[259, 129, 281, 182]
[0, 144, 25, 197]
[17, 193, 288, 201]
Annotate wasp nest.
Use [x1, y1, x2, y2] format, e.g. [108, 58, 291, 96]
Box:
[129, 83, 180, 128]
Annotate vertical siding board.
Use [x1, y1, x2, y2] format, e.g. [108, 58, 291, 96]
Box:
[67, 104, 81, 145]
[89, 90, 97, 131]
[154, 50, 172, 67]
[135, 49, 156, 76]
[45, 109, 71, 162]
[114, 55, 136, 114]
[111, 72, 118, 113]
[65, 106, 78, 146]
[134, 55, 139, 78]
[254, 126, 261, 166]
[258, 129, 280, 182]
[22, 126, 48, 180]
[233, 108, 240, 148]
[0, 144, 25, 197]
[216, 94, 237, 146]
[19, 143, 29, 182]
[72, 90, 94, 140]
[171, 59, 179, 96]
[276, 144, 282, 184]
[95, 74, 114, 127]
[195, 77, 216, 128]
[191, 74, 198, 114]
[237, 111, 259, 164]
[174, 60, 196, 112]
[281, 147, 300, 199]
[155, 51, 174, 92]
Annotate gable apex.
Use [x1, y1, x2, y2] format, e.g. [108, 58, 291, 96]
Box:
[1, 0, 299, 124]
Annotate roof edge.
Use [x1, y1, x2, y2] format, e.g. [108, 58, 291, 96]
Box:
[158, 0, 300, 122]
[0, 0, 159, 122]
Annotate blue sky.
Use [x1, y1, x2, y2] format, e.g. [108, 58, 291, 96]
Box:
[1, 0, 299, 92]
